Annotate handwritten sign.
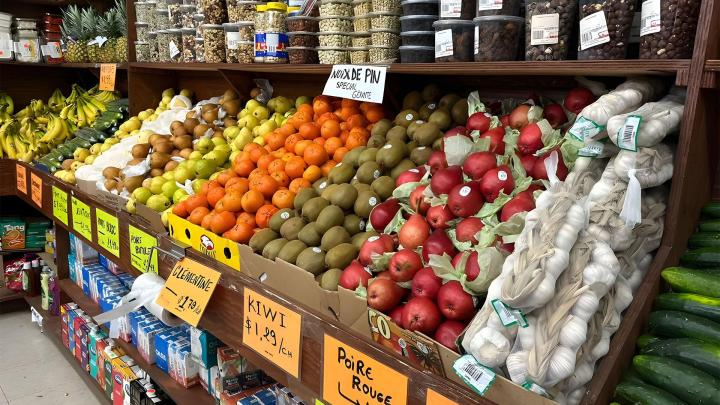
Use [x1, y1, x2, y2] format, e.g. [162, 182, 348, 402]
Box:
[323, 334, 408, 405]
[31, 173, 42, 207]
[96, 208, 119, 257]
[426, 389, 459, 405]
[243, 288, 301, 378]
[99, 64, 116, 91]
[16, 164, 27, 194]
[323, 65, 387, 104]
[156, 257, 221, 326]
[129, 225, 158, 274]
[52, 186, 68, 225]
[71, 196, 93, 241]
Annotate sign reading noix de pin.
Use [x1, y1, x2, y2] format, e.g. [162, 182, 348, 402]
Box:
[323, 65, 387, 104]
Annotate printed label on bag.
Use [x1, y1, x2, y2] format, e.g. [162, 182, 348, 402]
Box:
[530, 13, 560, 45]
[169, 40, 180, 58]
[491, 299, 528, 327]
[617, 115, 642, 151]
[440, 0, 462, 17]
[453, 355, 496, 395]
[640, 0, 661, 36]
[477, 0, 503, 11]
[579, 11, 610, 50]
[435, 29, 453, 58]
[578, 140, 606, 157]
[522, 379, 551, 398]
[474, 26, 479, 55]
[226, 32, 241, 50]
[569, 116, 604, 141]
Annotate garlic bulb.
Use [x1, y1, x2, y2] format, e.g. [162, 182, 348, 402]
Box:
[506, 350, 530, 383]
[559, 316, 588, 350]
[546, 346, 577, 385]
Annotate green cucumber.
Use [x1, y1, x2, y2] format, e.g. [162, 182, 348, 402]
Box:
[661, 267, 720, 298]
[680, 247, 720, 268]
[655, 293, 720, 322]
[633, 355, 720, 405]
[648, 310, 720, 344]
[702, 202, 720, 218]
[637, 334, 661, 349]
[700, 220, 720, 233]
[641, 338, 720, 378]
[622, 366, 646, 384]
[614, 381, 686, 405]
[689, 233, 720, 248]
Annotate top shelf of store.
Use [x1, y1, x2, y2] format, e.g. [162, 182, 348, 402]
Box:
[0, 61, 128, 70]
[706, 60, 720, 71]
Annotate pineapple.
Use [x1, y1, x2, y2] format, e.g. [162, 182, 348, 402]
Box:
[97, 11, 116, 63]
[113, 0, 128, 62]
[81, 8, 101, 62]
[60, 5, 87, 62]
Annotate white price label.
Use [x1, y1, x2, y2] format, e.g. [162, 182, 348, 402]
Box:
[569, 116, 604, 141]
[453, 355, 496, 395]
[169, 40, 180, 58]
[640, 0, 662, 36]
[477, 0, 503, 11]
[440, 0, 462, 17]
[579, 11, 611, 50]
[323, 64, 387, 104]
[474, 25, 479, 55]
[578, 140, 606, 157]
[435, 29, 453, 58]
[491, 299, 528, 328]
[617, 115, 641, 151]
[226, 32, 241, 50]
[530, 13, 560, 45]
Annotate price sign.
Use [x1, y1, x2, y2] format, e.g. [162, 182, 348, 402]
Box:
[16, 164, 27, 194]
[323, 65, 387, 104]
[99, 64, 116, 91]
[96, 208, 119, 257]
[31, 173, 42, 207]
[52, 186, 68, 226]
[156, 257, 221, 326]
[323, 334, 408, 405]
[129, 225, 158, 274]
[426, 389, 459, 405]
[71, 196, 93, 241]
[243, 288, 302, 378]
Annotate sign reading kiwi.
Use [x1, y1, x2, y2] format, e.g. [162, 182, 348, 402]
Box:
[323, 65, 387, 104]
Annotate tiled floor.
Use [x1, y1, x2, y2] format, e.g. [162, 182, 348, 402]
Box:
[0, 310, 102, 405]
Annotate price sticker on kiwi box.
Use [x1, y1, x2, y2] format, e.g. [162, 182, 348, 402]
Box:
[99, 64, 116, 91]
[156, 257, 221, 327]
[129, 225, 158, 274]
[71, 196, 93, 241]
[52, 186, 68, 225]
[16, 164, 26, 194]
[31, 173, 42, 207]
[242, 288, 302, 378]
[323, 65, 387, 104]
[323, 334, 408, 405]
[96, 208, 119, 258]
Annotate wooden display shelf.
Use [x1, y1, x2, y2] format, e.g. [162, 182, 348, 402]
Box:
[0, 248, 44, 255]
[59, 279, 215, 405]
[0, 61, 129, 70]
[706, 60, 720, 71]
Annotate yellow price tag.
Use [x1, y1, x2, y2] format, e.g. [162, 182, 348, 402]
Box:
[156, 257, 221, 327]
[16, 164, 27, 194]
[426, 389, 459, 405]
[129, 225, 158, 274]
[96, 208, 120, 257]
[323, 334, 408, 405]
[168, 214, 241, 270]
[243, 288, 302, 378]
[99, 64, 117, 91]
[31, 173, 42, 208]
[52, 186, 68, 226]
[71, 196, 93, 241]
[315, 400, 326, 405]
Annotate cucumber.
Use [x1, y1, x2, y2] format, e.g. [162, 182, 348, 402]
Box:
[702, 202, 720, 219]
[700, 220, 720, 233]
[622, 366, 646, 384]
[655, 293, 720, 322]
[633, 355, 720, 405]
[689, 233, 720, 248]
[680, 247, 720, 268]
[614, 381, 686, 405]
[637, 334, 661, 349]
[661, 267, 720, 298]
[641, 338, 720, 378]
[648, 310, 720, 344]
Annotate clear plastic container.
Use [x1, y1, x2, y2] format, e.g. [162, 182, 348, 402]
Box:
[168, 0, 184, 27]
[400, 0, 439, 15]
[155, 9, 170, 30]
[352, 0, 372, 15]
[263, 32, 289, 63]
[193, 13, 205, 33]
[201, 0, 227, 24]
[135, 41, 152, 62]
[399, 14, 436, 31]
[399, 44, 433, 62]
[577, 0, 635, 60]
[368, 45, 398, 62]
[195, 36, 205, 61]
[149, 31, 159, 60]
[287, 31, 319, 47]
[14, 31, 41, 62]
[224, 22, 254, 42]
[372, 0, 401, 13]
[181, 27, 196, 61]
[135, 2, 155, 23]
[319, 16, 353, 31]
[349, 46, 369, 63]
[370, 28, 400, 47]
[156, 0, 168, 8]
[432, 19, 473, 62]
[473, 15, 522, 61]
[352, 32, 371, 46]
[265, 2, 288, 32]
[353, 14, 372, 31]
[135, 22, 151, 42]
[439, 0, 476, 19]
[288, 46, 319, 63]
[286, 15, 319, 31]
[400, 30, 433, 46]
[368, 12, 400, 30]
[167, 28, 183, 62]
[227, 37, 253, 62]
[227, 0, 258, 22]
[156, 30, 172, 62]
[525, 0, 577, 61]
[179, 5, 197, 28]
[40, 31, 63, 63]
[476, 0, 520, 16]
[317, 46, 350, 63]
[183, 0, 196, 4]
[255, 4, 267, 31]
[319, 31, 351, 47]
[319, 0, 354, 17]
[15, 18, 38, 30]
[202, 23, 226, 62]
[42, 13, 63, 25]
[639, 0, 700, 59]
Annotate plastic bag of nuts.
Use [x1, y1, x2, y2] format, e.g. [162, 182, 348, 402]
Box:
[349, 46, 369, 63]
[439, 0, 476, 18]
[352, 0, 373, 15]
[372, 0, 402, 13]
[288, 46, 319, 63]
[400, 0, 439, 15]
[353, 15, 372, 31]
[287, 31, 319, 47]
[317, 46, 350, 63]
[525, 0, 578, 60]
[368, 45, 399, 63]
[181, 28, 197, 61]
[639, 0, 700, 59]
[368, 11, 401, 30]
[319, 31, 352, 47]
[473, 16, 523, 61]
[202, 23, 226, 62]
[476, 0, 521, 17]
[370, 28, 400, 47]
[319, 0, 354, 17]
[201, 0, 227, 24]
[319, 16, 353, 31]
[577, 0, 635, 60]
[227, 0, 258, 23]
[286, 15, 319, 31]
[433, 19, 474, 61]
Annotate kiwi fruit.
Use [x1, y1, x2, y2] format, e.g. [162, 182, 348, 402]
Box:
[294, 187, 318, 210]
[280, 216, 307, 240]
[124, 176, 143, 192]
[352, 230, 378, 250]
[357, 148, 378, 166]
[413, 122, 442, 146]
[295, 247, 326, 275]
[104, 179, 118, 191]
[153, 141, 174, 154]
[353, 182, 373, 194]
[410, 146, 433, 165]
[173, 135, 192, 150]
[315, 205, 345, 234]
[356, 161, 382, 184]
[183, 117, 200, 133]
[394, 109, 418, 127]
[341, 146, 366, 168]
[277, 240, 307, 264]
[269, 208, 295, 232]
[390, 159, 417, 179]
[370, 119, 392, 137]
[317, 268, 343, 291]
[403, 91, 423, 111]
[375, 140, 407, 169]
[329, 183, 357, 210]
[406, 120, 426, 139]
[439, 94, 461, 110]
[428, 110, 452, 130]
[451, 98, 469, 124]
[301, 197, 330, 222]
[321, 184, 340, 200]
[131, 144, 151, 159]
[149, 168, 164, 177]
[61, 159, 74, 170]
[343, 215, 365, 235]
[193, 123, 210, 138]
[386, 126, 408, 143]
[312, 177, 330, 195]
[354, 190, 380, 218]
[164, 160, 179, 172]
[262, 238, 288, 260]
[366, 134, 386, 148]
[418, 102, 437, 121]
[320, 226, 351, 251]
[325, 243, 358, 270]
[102, 167, 121, 179]
[298, 222, 322, 247]
[150, 152, 171, 169]
[328, 162, 355, 185]
[179, 148, 193, 159]
[422, 84, 442, 102]
[371, 176, 395, 200]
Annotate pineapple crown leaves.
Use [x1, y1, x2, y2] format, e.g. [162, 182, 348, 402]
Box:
[60, 4, 83, 41]
[80, 7, 100, 41]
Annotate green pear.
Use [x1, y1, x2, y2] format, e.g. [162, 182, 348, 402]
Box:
[172, 189, 189, 204]
[126, 198, 137, 213]
[161, 181, 179, 199]
[162, 171, 175, 181]
[295, 96, 311, 107]
[132, 187, 152, 205]
[146, 194, 171, 212]
[149, 176, 167, 195]
[194, 159, 218, 179]
[189, 151, 203, 160]
[211, 137, 227, 146]
[173, 166, 193, 183]
[192, 179, 208, 194]
[252, 106, 269, 121]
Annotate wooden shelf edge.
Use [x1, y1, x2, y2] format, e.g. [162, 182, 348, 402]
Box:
[0, 61, 129, 70]
[706, 60, 720, 71]
[0, 248, 44, 255]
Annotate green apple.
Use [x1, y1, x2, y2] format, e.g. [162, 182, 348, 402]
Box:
[132, 187, 153, 204]
[172, 188, 189, 204]
[146, 194, 171, 212]
[149, 176, 167, 195]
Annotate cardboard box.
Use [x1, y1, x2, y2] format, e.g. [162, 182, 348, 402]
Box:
[76, 178, 127, 213]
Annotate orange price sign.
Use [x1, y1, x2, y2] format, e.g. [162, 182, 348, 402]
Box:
[156, 257, 221, 327]
[30, 173, 42, 207]
[16, 164, 27, 194]
[426, 389, 459, 405]
[99, 64, 117, 91]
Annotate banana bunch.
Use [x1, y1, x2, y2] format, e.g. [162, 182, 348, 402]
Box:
[0, 120, 33, 162]
[60, 84, 118, 128]
[0, 91, 13, 122]
[48, 89, 66, 113]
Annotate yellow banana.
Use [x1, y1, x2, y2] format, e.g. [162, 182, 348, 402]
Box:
[4, 133, 17, 159]
[38, 117, 60, 143]
[84, 95, 107, 113]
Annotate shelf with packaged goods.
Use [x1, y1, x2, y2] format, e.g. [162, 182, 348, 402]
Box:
[0, 61, 129, 70]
